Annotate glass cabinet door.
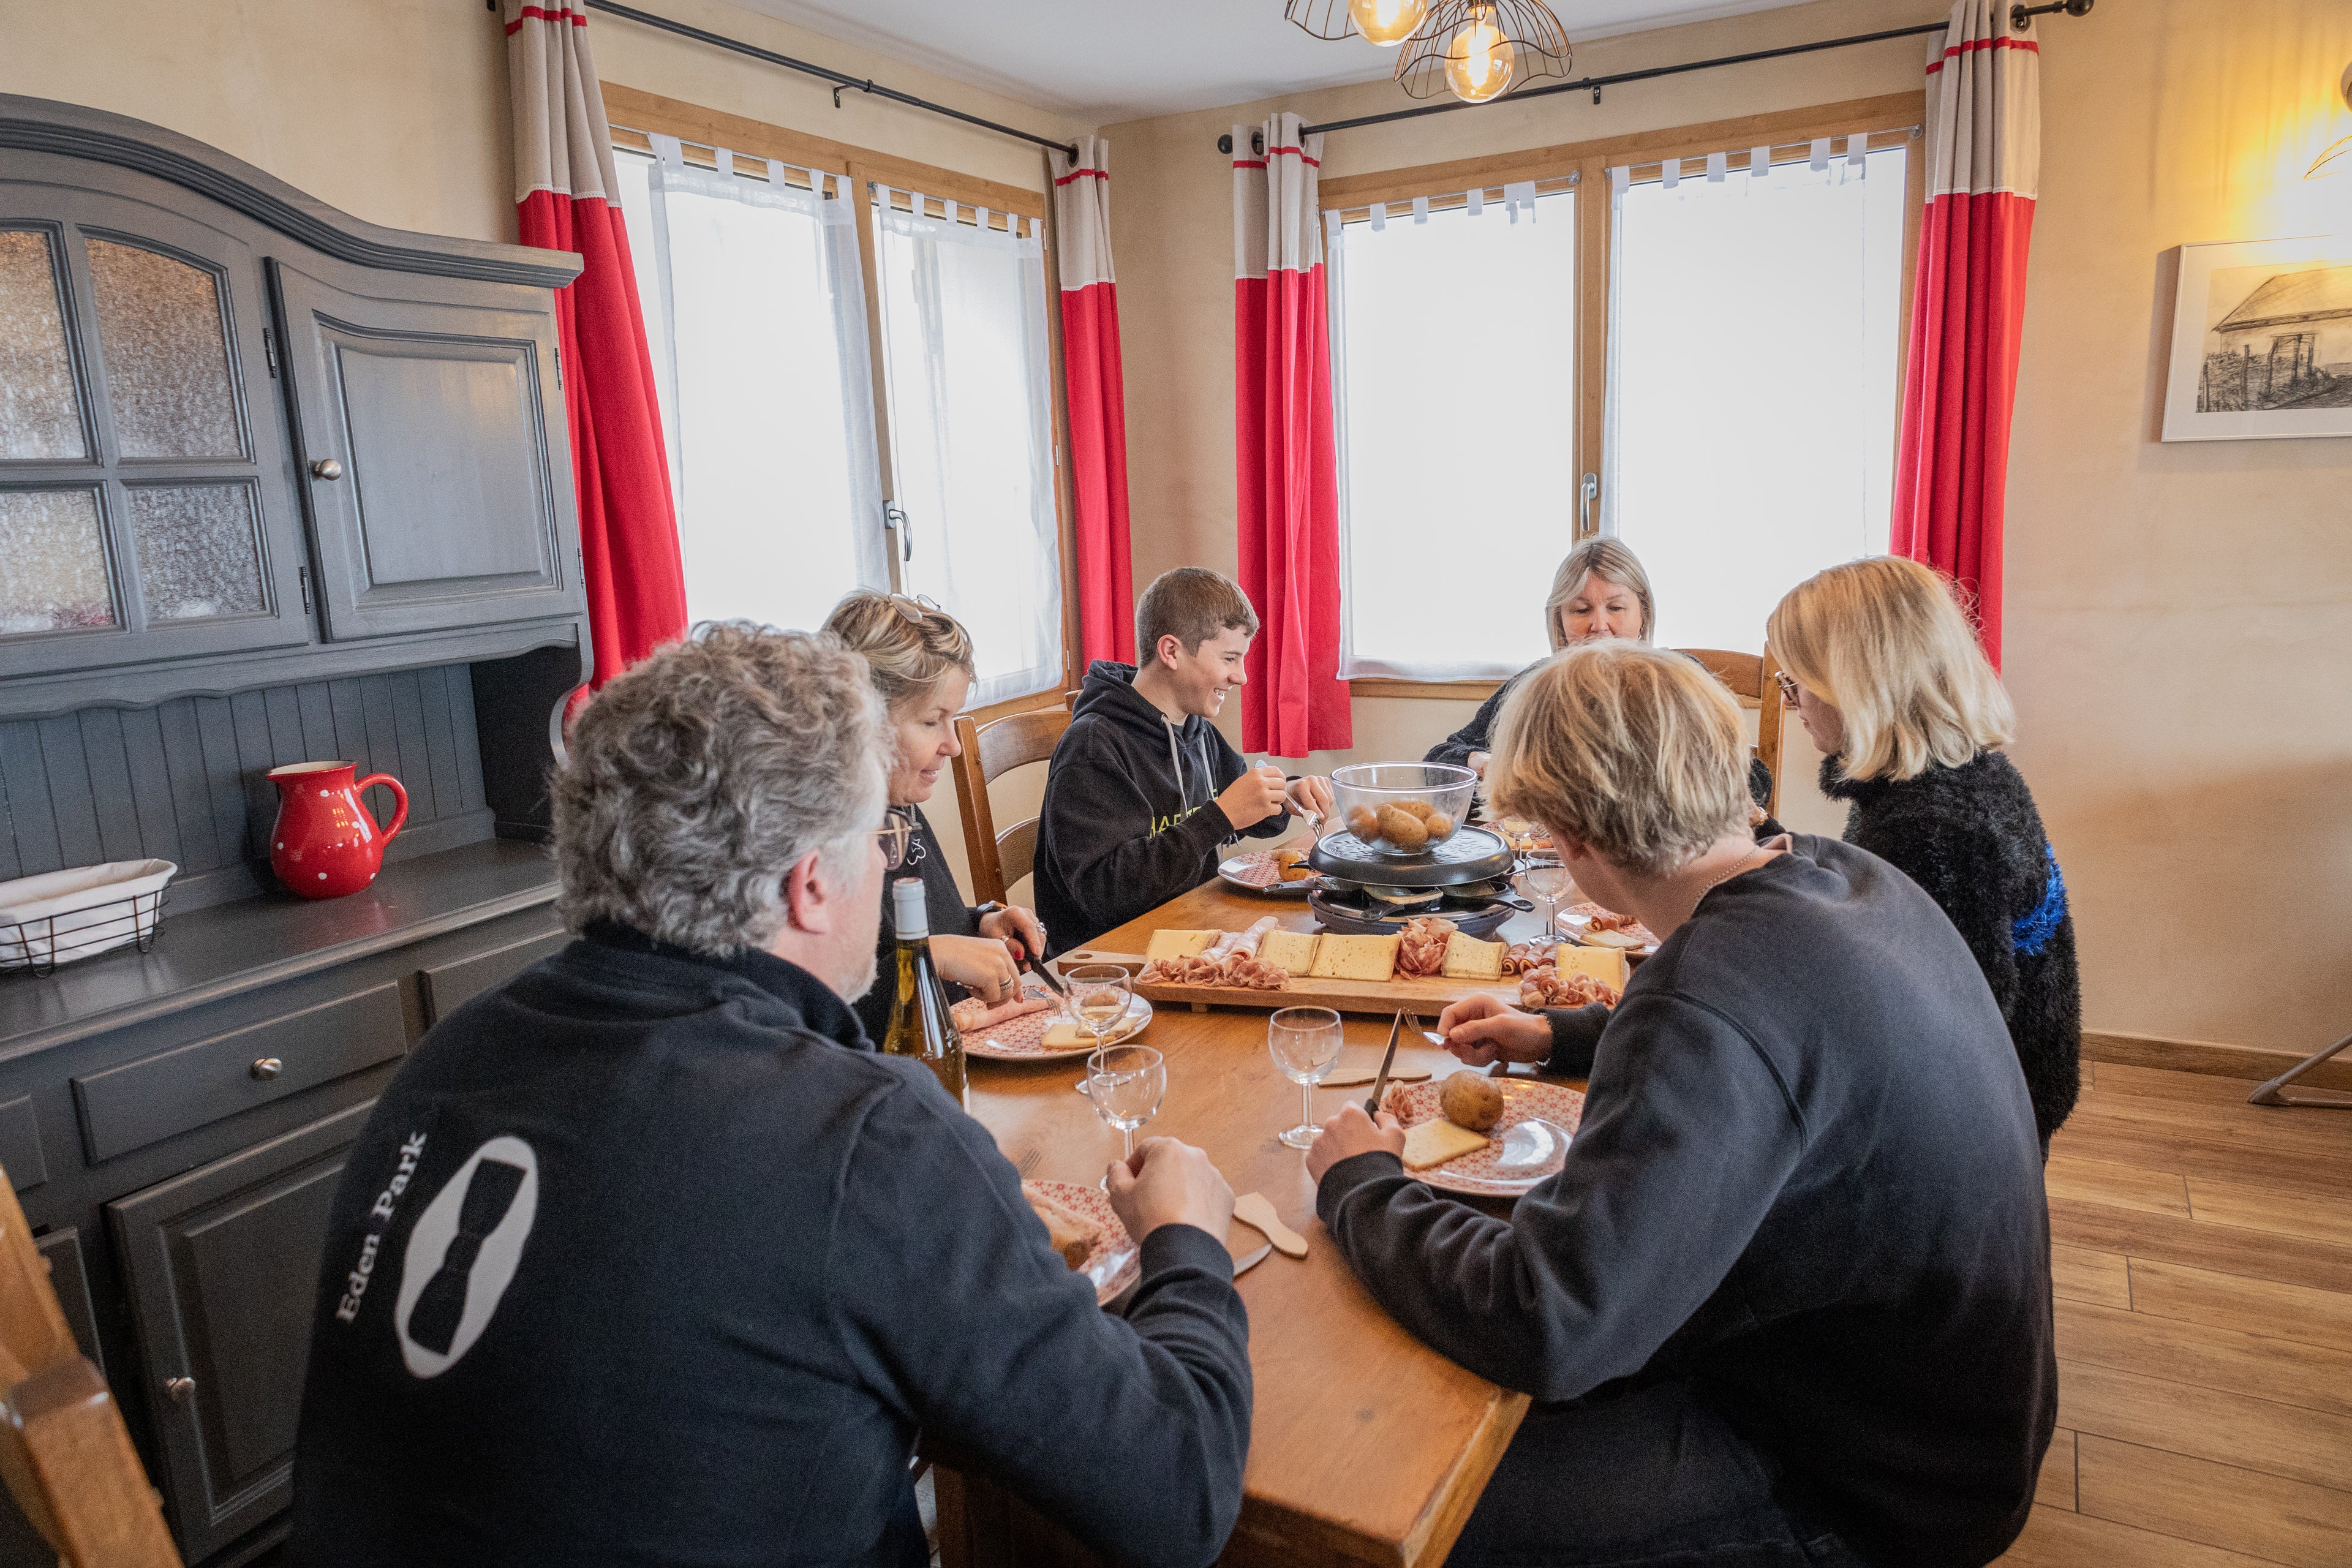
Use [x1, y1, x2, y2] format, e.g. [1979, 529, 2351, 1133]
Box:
[0, 187, 311, 678]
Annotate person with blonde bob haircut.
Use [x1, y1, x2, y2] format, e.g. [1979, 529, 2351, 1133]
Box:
[1425, 538, 1779, 833]
[1770, 557, 2081, 1147]
[1306, 639, 2057, 1568]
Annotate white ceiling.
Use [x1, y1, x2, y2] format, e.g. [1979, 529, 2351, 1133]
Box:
[729, 0, 1814, 123]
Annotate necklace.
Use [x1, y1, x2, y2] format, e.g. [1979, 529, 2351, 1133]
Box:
[1684, 843, 1764, 924]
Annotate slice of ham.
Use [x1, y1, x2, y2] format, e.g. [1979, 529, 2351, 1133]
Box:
[949, 993, 1052, 1034]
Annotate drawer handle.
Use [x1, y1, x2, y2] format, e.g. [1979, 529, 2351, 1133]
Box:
[164, 1376, 195, 1405]
[250, 1057, 284, 1082]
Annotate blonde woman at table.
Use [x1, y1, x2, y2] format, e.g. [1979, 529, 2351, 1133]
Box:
[1310, 641, 2054, 1568]
[1768, 557, 2081, 1151]
[1423, 538, 1779, 832]
[824, 591, 1051, 1046]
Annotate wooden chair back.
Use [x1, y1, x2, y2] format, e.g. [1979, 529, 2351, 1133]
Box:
[951, 704, 1075, 906]
[1675, 648, 1786, 818]
[0, 1169, 179, 1567]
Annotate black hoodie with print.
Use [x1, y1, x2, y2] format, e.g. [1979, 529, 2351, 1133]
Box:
[1035, 661, 1289, 956]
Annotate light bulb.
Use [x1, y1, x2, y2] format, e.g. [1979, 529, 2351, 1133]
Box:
[1445, 13, 1514, 103]
[1348, 0, 1427, 46]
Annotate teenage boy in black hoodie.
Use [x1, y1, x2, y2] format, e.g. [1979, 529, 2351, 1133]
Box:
[1036, 568, 1333, 955]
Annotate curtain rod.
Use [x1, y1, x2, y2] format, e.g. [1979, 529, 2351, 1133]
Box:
[579, 0, 1082, 161]
[1215, 1, 2091, 153]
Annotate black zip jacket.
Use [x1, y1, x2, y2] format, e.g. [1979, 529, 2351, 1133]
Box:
[1426, 661, 1784, 837]
[1820, 750, 2082, 1144]
[1317, 837, 2056, 1568]
[1035, 660, 1286, 956]
[288, 924, 1252, 1568]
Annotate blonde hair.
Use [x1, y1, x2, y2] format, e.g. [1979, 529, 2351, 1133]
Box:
[821, 592, 976, 715]
[1766, 557, 2015, 783]
[1543, 538, 1656, 652]
[1489, 641, 1750, 876]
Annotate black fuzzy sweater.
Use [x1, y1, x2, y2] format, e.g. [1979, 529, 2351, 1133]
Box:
[1820, 752, 2082, 1143]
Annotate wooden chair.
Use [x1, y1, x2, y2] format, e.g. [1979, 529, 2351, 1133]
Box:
[951, 703, 1076, 907]
[0, 1168, 179, 1567]
[1675, 649, 1787, 819]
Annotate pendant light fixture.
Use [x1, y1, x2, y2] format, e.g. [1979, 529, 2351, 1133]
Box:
[1395, 0, 1572, 104]
[1285, 0, 1432, 46]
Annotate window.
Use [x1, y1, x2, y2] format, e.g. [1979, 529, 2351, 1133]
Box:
[1607, 147, 1907, 652]
[1325, 111, 1917, 679]
[874, 198, 1064, 707]
[1332, 189, 1577, 681]
[611, 129, 1066, 706]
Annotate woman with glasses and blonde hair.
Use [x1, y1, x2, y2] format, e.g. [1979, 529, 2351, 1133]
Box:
[1425, 538, 1777, 828]
[824, 592, 1050, 1044]
[1769, 557, 2080, 1147]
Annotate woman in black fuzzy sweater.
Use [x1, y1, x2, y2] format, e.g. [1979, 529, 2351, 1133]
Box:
[1771, 559, 2081, 1147]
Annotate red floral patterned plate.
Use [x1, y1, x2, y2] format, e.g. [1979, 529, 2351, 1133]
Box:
[1385, 1077, 1586, 1196]
[1024, 1179, 1140, 1306]
[965, 983, 1153, 1062]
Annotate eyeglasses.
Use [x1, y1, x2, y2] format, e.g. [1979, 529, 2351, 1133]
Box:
[888, 592, 942, 626]
[873, 807, 918, 870]
[1773, 671, 1803, 709]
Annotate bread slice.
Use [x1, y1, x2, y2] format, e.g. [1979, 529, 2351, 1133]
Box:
[1143, 929, 1220, 962]
[1402, 1118, 1490, 1170]
[1257, 929, 1321, 976]
[1440, 932, 1506, 980]
[1306, 933, 1401, 982]
[1551, 945, 1630, 989]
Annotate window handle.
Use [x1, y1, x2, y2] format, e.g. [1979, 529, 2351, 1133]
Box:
[1580, 473, 1599, 537]
[884, 501, 911, 562]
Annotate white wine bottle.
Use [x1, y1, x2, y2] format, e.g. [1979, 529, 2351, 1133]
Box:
[881, 876, 967, 1107]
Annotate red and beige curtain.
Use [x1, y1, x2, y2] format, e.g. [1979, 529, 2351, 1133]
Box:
[1050, 138, 1136, 668]
[505, 1, 687, 687]
[1891, 0, 2041, 668]
[1232, 114, 1351, 757]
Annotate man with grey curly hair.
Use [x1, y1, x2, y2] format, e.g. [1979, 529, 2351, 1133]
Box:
[288, 624, 1254, 1568]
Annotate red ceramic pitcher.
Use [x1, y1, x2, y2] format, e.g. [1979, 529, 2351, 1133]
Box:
[267, 761, 408, 899]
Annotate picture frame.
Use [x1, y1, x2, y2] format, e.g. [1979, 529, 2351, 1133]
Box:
[2161, 235, 2352, 442]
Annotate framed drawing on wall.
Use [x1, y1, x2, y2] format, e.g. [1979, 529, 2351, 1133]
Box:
[2162, 235, 2352, 442]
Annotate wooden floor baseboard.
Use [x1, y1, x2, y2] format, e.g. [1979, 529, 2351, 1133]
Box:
[2082, 1030, 2352, 1095]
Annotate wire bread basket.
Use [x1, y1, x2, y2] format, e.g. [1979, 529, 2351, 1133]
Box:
[0, 861, 178, 977]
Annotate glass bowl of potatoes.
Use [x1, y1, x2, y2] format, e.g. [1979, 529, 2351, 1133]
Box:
[1330, 763, 1479, 858]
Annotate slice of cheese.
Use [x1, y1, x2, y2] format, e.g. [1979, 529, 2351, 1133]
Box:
[1143, 929, 1220, 962]
[1043, 1018, 1136, 1050]
[1257, 929, 1321, 976]
[1551, 945, 1630, 989]
[1402, 1118, 1491, 1170]
[1441, 932, 1506, 980]
[1306, 933, 1401, 982]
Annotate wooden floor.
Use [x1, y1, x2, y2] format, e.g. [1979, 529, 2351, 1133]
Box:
[1992, 1060, 2352, 1568]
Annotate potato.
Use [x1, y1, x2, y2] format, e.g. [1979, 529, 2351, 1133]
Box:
[1378, 804, 1429, 851]
[1423, 812, 1457, 842]
[1441, 1072, 1507, 1133]
[1346, 805, 1381, 841]
[1393, 799, 1438, 821]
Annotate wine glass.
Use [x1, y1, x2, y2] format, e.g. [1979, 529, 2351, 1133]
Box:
[1087, 1043, 1166, 1161]
[1267, 1006, 1345, 1150]
[1514, 863, 1575, 943]
[1062, 963, 1134, 1055]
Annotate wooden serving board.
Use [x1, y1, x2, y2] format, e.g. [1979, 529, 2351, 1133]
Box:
[1056, 948, 1522, 1018]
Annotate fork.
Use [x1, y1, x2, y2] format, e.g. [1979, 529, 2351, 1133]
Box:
[1016, 1148, 1041, 1178]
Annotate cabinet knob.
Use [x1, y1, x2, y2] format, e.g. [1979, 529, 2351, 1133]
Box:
[250, 1057, 284, 1081]
[164, 1376, 195, 1405]
[309, 457, 344, 480]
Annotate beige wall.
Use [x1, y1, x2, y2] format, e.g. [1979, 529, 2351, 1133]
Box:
[1103, 0, 2352, 1052]
[0, 0, 1088, 246]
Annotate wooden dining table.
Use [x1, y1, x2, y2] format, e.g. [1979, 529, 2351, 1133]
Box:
[933, 876, 1576, 1568]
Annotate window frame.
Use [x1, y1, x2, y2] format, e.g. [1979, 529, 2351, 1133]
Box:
[601, 83, 1081, 725]
[1318, 91, 1928, 698]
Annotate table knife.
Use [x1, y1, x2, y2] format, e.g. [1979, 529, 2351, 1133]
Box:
[1021, 951, 1071, 1004]
[1233, 1240, 1275, 1278]
[1364, 1011, 1404, 1117]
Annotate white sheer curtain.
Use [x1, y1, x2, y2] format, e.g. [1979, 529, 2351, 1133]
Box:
[1330, 186, 1577, 682]
[1602, 144, 1905, 652]
[636, 137, 890, 634]
[873, 194, 1064, 707]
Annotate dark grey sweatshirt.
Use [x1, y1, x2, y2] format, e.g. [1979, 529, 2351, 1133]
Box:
[1316, 835, 2056, 1568]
